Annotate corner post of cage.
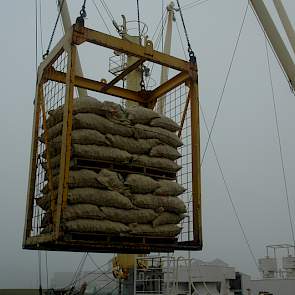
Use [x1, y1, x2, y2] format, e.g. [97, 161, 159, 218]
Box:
[189, 74, 202, 247]
[54, 42, 77, 240]
[39, 86, 55, 222]
[23, 76, 43, 246]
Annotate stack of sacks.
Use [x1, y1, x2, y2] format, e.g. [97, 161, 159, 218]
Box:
[38, 96, 186, 238]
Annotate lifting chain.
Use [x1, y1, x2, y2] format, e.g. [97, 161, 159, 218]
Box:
[175, 0, 197, 64]
[136, 0, 146, 91]
[76, 0, 87, 26]
[43, 0, 65, 58]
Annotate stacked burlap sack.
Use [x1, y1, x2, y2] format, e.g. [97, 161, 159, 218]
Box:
[38, 96, 186, 237]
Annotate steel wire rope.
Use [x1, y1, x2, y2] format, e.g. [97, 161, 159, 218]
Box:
[264, 38, 295, 252]
[91, 0, 112, 35]
[35, 2, 43, 293]
[182, 0, 210, 10]
[63, 253, 88, 290]
[45, 251, 49, 291]
[88, 254, 114, 280]
[146, 13, 168, 88]
[201, 3, 249, 166]
[175, 18, 188, 60]
[200, 103, 260, 271]
[249, 2, 294, 94]
[71, 259, 111, 286]
[99, 0, 115, 24]
[44, 0, 65, 57]
[93, 278, 117, 295]
[39, 0, 44, 54]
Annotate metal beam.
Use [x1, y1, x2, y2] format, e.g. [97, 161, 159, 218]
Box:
[102, 58, 145, 92]
[250, 0, 295, 90]
[273, 0, 295, 55]
[73, 26, 191, 72]
[45, 69, 146, 104]
[149, 71, 190, 101]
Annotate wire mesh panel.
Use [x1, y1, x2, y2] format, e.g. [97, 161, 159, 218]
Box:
[31, 50, 68, 237]
[156, 84, 194, 245]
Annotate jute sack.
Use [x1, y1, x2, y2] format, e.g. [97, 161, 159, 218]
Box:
[133, 124, 183, 148]
[96, 169, 126, 193]
[126, 105, 160, 124]
[52, 129, 109, 146]
[106, 134, 159, 154]
[150, 116, 180, 132]
[63, 204, 106, 221]
[152, 212, 185, 227]
[129, 223, 181, 237]
[41, 112, 133, 143]
[125, 174, 159, 194]
[132, 194, 187, 214]
[71, 144, 132, 163]
[132, 155, 181, 172]
[100, 207, 157, 224]
[46, 96, 105, 128]
[41, 169, 105, 194]
[150, 144, 181, 160]
[73, 113, 133, 137]
[65, 219, 130, 233]
[68, 188, 134, 209]
[154, 180, 185, 196]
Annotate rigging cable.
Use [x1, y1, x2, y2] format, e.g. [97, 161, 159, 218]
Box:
[264, 38, 295, 251]
[39, 0, 44, 54]
[100, 0, 115, 22]
[200, 103, 260, 271]
[45, 251, 49, 291]
[182, 0, 209, 11]
[175, 0, 196, 63]
[44, 0, 65, 58]
[201, 3, 249, 166]
[91, 0, 112, 35]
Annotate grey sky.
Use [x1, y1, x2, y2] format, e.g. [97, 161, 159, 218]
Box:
[0, 0, 295, 289]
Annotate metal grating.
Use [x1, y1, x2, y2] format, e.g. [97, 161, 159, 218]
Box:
[161, 84, 193, 244]
[31, 50, 68, 236]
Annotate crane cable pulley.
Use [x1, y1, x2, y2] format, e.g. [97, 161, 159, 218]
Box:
[175, 0, 197, 64]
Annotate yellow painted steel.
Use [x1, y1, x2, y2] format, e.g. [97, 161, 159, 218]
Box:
[23, 24, 202, 251]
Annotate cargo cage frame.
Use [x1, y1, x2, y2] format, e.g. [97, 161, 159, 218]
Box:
[23, 23, 202, 253]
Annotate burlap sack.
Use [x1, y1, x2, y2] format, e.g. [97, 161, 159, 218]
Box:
[154, 180, 185, 196]
[133, 124, 183, 148]
[132, 155, 181, 172]
[63, 204, 105, 221]
[65, 219, 130, 233]
[47, 96, 105, 128]
[126, 105, 160, 124]
[129, 223, 181, 237]
[125, 174, 159, 194]
[71, 144, 132, 163]
[132, 194, 187, 214]
[100, 207, 157, 224]
[106, 134, 159, 154]
[73, 113, 133, 137]
[150, 116, 180, 132]
[68, 188, 134, 209]
[41, 169, 105, 194]
[150, 144, 181, 160]
[96, 169, 126, 192]
[152, 212, 185, 227]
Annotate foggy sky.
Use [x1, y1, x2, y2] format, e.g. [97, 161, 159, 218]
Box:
[0, 0, 295, 288]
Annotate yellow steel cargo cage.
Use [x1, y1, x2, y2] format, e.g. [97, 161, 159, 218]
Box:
[23, 23, 202, 253]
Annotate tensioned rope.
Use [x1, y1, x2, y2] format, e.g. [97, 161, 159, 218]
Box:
[91, 0, 112, 35]
[264, 37, 295, 252]
[201, 3, 249, 166]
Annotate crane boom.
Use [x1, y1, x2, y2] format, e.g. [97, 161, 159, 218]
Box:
[250, 0, 295, 91]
